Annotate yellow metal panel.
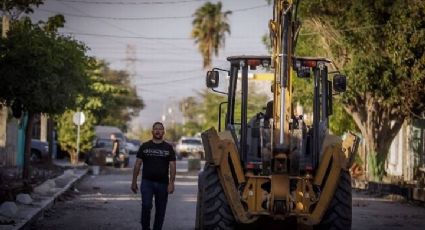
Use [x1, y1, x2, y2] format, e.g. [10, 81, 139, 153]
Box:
[225, 139, 246, 184]
[242, 176, 270, 214]
[218, 147, 258, 224]
[202, 128, 223, 166]
[204, 128, 246, 184]
[253, 73, 274, 81]
[203, 127, 256, 223]
[300, 144, 344, 225]
[314, 134, 342, 185]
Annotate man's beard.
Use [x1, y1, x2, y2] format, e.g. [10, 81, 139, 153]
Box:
[153, 133, 163, 140]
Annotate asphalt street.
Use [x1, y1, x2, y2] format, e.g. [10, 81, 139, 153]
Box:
[30, 155, 425, 230]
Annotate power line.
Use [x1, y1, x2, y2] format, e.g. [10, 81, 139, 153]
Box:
[61, 24, 128, 45]
[38, 4, 269, 21]
[56, 1, 193, 50]
[38, 9, 192, 20]
[62, 30, 267, 40]
[64, 31, 192, 40]
[57, 2, 143, 38]
[52, 0, 206, 5]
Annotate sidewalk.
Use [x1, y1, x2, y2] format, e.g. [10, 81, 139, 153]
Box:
[0, 160, 88, 230]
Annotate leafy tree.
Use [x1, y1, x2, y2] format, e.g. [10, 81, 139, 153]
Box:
[0, 17, 91, 179]
[164, 123, 184, 142]
[295, 21, 358, 136]
[87, 61, 144, 132]
[194, 89, 227, 131]
[179, 90, 226, 134]
[191, 1, 231, 68]
[55, 110, 95, 164]
[180, 96, 199, 122]
[0, 0, 43, 20]
[262, 15, 357, 136]
[300, 0, 425, 180]
[179, 96, 204, 135]
[180, 85, 270, 136]
[55, 60, 144, 162]
[135, 126, 152, 144]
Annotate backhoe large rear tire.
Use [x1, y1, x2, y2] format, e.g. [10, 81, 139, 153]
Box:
[196, 165, 236, 230]
[315, 170, 352, 230]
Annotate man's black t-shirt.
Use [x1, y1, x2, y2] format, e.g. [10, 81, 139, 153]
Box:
[136, 140, 176, 184]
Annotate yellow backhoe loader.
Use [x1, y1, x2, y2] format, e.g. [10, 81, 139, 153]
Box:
[195, 0, 360, 229]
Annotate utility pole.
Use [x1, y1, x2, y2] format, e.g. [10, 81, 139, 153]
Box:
[0, 5, 10, 164]
[125, 44, 137, 83]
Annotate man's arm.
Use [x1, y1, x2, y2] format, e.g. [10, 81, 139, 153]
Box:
[168, 161, 176, 194]
[131, 158, 142, 193]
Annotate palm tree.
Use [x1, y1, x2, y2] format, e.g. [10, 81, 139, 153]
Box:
[191, 2, 231, 69]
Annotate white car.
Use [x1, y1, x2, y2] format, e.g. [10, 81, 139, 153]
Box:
[125, 140, 140, 155]
[175, 137, 204, 159]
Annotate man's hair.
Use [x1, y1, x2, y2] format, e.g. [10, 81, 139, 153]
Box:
[152, 121, 165, 130]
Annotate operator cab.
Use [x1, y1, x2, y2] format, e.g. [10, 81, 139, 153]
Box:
[206, 56, 273, 170]
[205, 55, 347, 175]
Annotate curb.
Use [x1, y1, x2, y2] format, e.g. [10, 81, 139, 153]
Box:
[0, 168, 88, 230]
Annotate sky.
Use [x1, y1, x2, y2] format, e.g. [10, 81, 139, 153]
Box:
[30, 0, 273, 130]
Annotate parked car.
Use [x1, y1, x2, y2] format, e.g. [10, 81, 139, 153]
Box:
[126, 139, 141, 155]
[175, 137, 204, 159]
[30, 139, 49, 162]
[87, 138, 129, 167]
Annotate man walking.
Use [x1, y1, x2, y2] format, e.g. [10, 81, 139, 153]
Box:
[131, 122, 176, 230]
[110, 133, 121, 167]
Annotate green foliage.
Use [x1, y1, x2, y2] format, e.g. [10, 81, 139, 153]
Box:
[55, 110, 96, 155]
[179, 96, 199, 122]
[0, 0, 43, 20]
[179, 84, 270, 136]
[191, 1, 231, 68]
[200, 90, 228, 131]
[82, 61, 144, 132]
[233, 84, 270, 125]
[0, 18, 90, 115]
[182, 121, 203, 136]
[164, 123, 184, 142]
[367, 152, 386, 182]
[299, 0, 425, 179]
[135, 127, 152, 143]
[40, 14, 65, 32]
[0, 10, 90, 175]
[295, 22, 359, 135]
[261, 17, 358, 135]
[180, 89, 226, 133]
[329, 98, 357, 136]
[299, 0, 425, 113]
[55, 60, 144, 157]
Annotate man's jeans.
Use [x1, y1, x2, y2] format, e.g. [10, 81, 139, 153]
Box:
[141, 179, 169, 230]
